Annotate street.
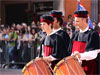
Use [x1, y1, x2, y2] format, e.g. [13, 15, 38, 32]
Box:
[0, 69, 22, 75]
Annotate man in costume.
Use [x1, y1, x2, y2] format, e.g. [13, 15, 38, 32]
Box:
[50, 10, 71, 55]
[70, 10, 100, 75]
[40, 15, 70, 69]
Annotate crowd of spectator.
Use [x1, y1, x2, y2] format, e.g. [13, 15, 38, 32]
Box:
[0, 21, 42, 69]
[0, 15, 100, 69]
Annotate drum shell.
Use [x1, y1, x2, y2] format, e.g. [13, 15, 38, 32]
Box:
[54, 56, 85, 75]
[22, 58, 52, 75]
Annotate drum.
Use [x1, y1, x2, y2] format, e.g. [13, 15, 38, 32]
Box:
[22, 58, 53, 75]
[54, 56, 85, 75]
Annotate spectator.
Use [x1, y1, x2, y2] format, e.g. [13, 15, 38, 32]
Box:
[8, 26, 18, 63]
[21, 25, 32, 62]
[92, 21, 97, 29]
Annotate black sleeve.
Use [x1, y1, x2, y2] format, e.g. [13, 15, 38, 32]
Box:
[51, 34, 70, 60]
[63, 32, 70, 54]
[86, 30, 100, 51]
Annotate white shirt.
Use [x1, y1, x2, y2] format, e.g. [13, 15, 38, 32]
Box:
[79, 49, 100, 61]
[73, 26, 99, 61]
[80, 51, 97, 60]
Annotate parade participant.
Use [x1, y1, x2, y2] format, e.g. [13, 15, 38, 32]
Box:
[50, 10, 71, 55]
[70, 10, 100, 75]
[40, 15, 70, 68]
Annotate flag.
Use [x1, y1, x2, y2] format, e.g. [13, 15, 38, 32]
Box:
[77, 2, 93, 29]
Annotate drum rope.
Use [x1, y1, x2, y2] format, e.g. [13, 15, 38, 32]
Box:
[54, 57, 75, 75]
[24, 66, 29, 75]
[33, 59, 46, 75]
[63, 58, 71, 75]
[25, 66, 33, 75]
[73, 57, 81, 75]
[41, 57, 55, 75]
[35, 59, 51, 75]
[34, 59, 46, 75]
[33, 60, 39, 75]
[55, 64, 64, 75]
[47, 62, 55, 74]
[73, 56, 86, 75]
[64, 58, 77, 75]
[42, 60, 49, 75]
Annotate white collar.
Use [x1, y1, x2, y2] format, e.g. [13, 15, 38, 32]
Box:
[47, 28, 62, 36]
[80, 26, 89, 33]
[53, 27, 62, 33]
[47, 31, 56, 36]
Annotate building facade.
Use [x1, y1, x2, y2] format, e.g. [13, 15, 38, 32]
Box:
[0, 0, 100, 25]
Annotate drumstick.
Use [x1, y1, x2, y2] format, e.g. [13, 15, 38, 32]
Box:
[76, 55, 82, 65]
[42, 57, 55, 74]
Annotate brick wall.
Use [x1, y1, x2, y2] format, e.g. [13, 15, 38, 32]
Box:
[64, 0, 91, 22]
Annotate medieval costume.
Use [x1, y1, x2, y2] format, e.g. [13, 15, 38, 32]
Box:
[70, 10, 100, 75]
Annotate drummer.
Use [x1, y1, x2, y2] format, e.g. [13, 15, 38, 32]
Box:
[69, 10, 100, 74]
[39, 14, 70, 69]
[50, 10, 71, 55]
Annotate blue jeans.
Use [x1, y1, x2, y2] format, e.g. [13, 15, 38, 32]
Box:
[8, 46, 15, 61]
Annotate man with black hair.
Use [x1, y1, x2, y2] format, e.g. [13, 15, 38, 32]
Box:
[50, 10, 71, 56]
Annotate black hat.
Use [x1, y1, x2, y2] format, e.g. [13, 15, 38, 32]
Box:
[40, 15, 54, 25]
[50, 10, 62, 18]
[74, 10, 88, 18]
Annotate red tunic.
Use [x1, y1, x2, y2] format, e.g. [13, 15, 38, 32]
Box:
[44, 46, 52, 56]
